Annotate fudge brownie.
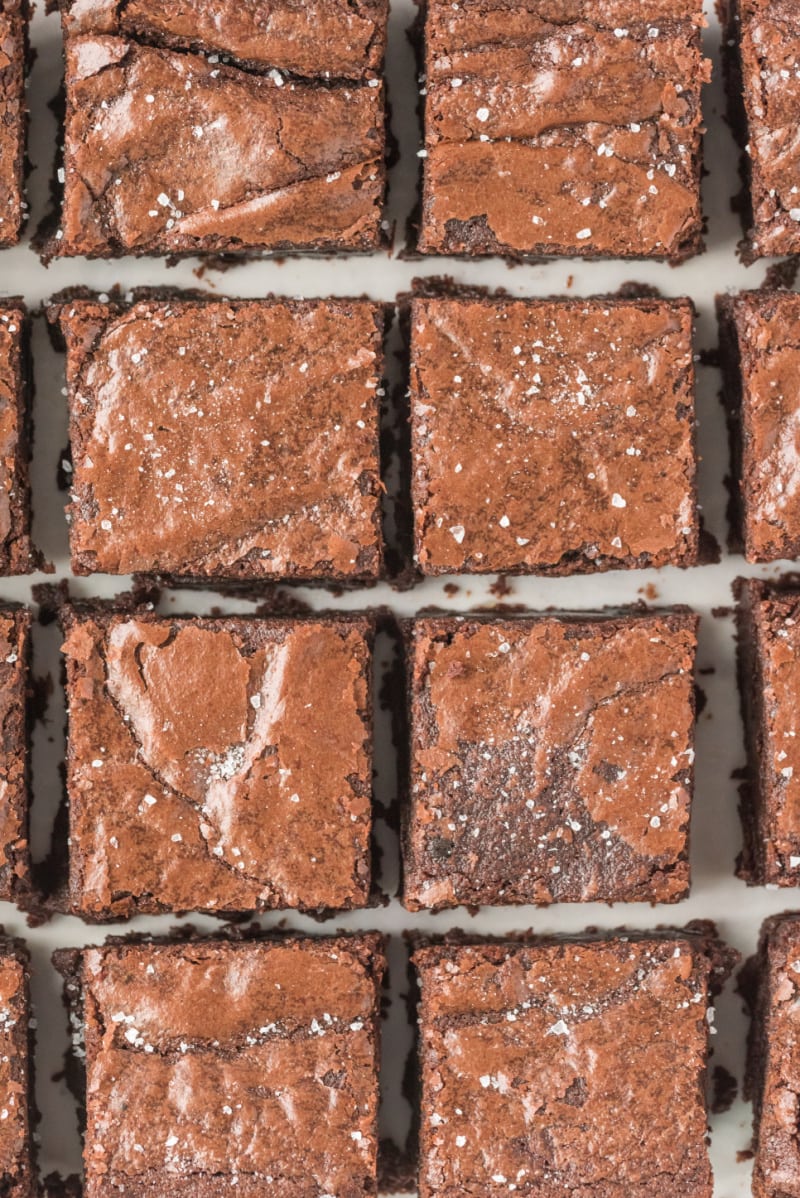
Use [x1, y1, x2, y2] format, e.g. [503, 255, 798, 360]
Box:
[0, 1, 28, 248]
[721, 0, 800, 260]
[62, 607, 374, 919]
[49, 295, 385, 581]
[718, 290, 800, 563]
[0, 608, 30, 904]
[0, 306, 39, 575]
[410, 294, 701, 575]
[0, 939, 34, 1198]
[56, 933, 386, 1198]
[745, 914, 800, 1198]
[416, 0, 710, 261]
[46, 0, 388, 259]
[413, 931, 726, 1198]
[402, 611, 698, 910]
[736, 578, 800, 885]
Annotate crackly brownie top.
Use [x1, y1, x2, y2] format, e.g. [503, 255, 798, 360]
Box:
[419, 0, 709, 259]
[725, 291, 800, 562]
[734, 0, 800, 258]
[58, 0, 388, 77]
[55, 298, 384, 579]
[0, 0, 26, 247]
[410, 296, 699, 574]
[0, 609, 28, 900]
[78, 935, 384, 1196]
[0, 950, 29, 1187]
[0, 311, 24, 560]
[753, 916, 800, 1194]
[54, 10, 386, 257]
[404, 614, 697, 909]
[414, 936, 713, 1198]
[64, 612, 373, 916]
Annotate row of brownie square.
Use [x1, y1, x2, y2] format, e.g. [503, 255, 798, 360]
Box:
[2, 0, 794, 265]
[1, 287, 796, 581]
[0, 583, 795, 919]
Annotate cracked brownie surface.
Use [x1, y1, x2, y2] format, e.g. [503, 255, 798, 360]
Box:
[0, 0, 27, 248]
[417, 0, 709, 260]
[410, 294, 700, 575]
[47, 0, 387, 258]
[62, 609, 374, 919]
[0, 607, 29, 904]
[0, 942, 33, 1198]
[51, 295, 385, 581]
[413, 935, 716, 1197]
[0, 307, 39, 576]
[58, 934, 385, 1197]
[402, 612, 697, 910]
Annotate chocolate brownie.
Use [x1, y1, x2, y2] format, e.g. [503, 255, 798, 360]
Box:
[0, 306, 39, 575]
[718, 290, 800, 562]
[46, 0, 388, 259]
[720, 0, 800, 260]
[56, 933, 386, 1198]
[745, 914, 800, 1198]
[49, 295, 385, 581]
[736, 578, 800, 885]
[416, 0, 710, 261]
[410, 293, 700, 575]
[402, 611, 698, 910]
[0, 0, 28, 248]
[62, 607, 374, 919]
[0, 607, 30, 905]
[0, 939, 34, 1197]
[413, 931, 727, 1198]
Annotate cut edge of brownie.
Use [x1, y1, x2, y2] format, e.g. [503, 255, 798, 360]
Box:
[0, 933, 35, 1198]
[0, 605, 32, 907]
[0, 302, 45, 576]
[0, 0, 30, 250]
[399, 607, 700, 911]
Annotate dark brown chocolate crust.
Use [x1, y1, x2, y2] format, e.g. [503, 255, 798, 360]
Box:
[735, 578, 800, 886]
[743, 914, 800, 1198]
[718, 290, 800, 563]
[410, 293, 701, 575]
[0, 0, 28, 248]
[415, 0, 709, 262]
[0, 306, 43, 576]
[401, 610, 698, 910]
[0, 607, 30, 906]
[48, 294, 387, 582]
[0, 937, 34, 1198]
[412, 928, 730, 1198]
[44, 0, 388, 261]
[720, 0, 800, 261]
[61, 604, 375, 920]
[55, 931, 386, 1198]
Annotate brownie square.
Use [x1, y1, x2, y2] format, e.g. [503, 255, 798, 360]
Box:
[413, 933, 721, 1198]
[718, 290, 800, 562]
[735, 578, 800, 885]
[0, 306, 39, 575]
[0, 940, 33, 1197]
[0, 608, 29, 904]
[402, 611, 698, 910]
[47, 0, 387, 259]
[0, 1, 28, 248]
[721, 0, 800, 260]
[416, 0, 709, 261]
[410, 294, 700, 575]
[62, 607, 374, 919]
[50, 295, 385, 581]
[746, 914, 800, 1198]
[57, 933, 386, 1197]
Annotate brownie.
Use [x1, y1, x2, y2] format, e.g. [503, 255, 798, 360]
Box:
[56, 933, 386, 1198]
[735, 578, 800, 885]
[0, 607, 30, 905]
[402, 611, 698, 910]
[721, 0, 800, 260]
[718, 290, 800, 562]
[0, 0, 28, 248]
[49, 295, 385, 581]
[416, 0, 709, 261]
[0, 939, 34, 1197]
[410, 294, 700, 575]
[745, 914, 800, 1198]
[62, 607, 374, 919]
[0, 306, 39, 575]
[46, 0, 388, 259]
